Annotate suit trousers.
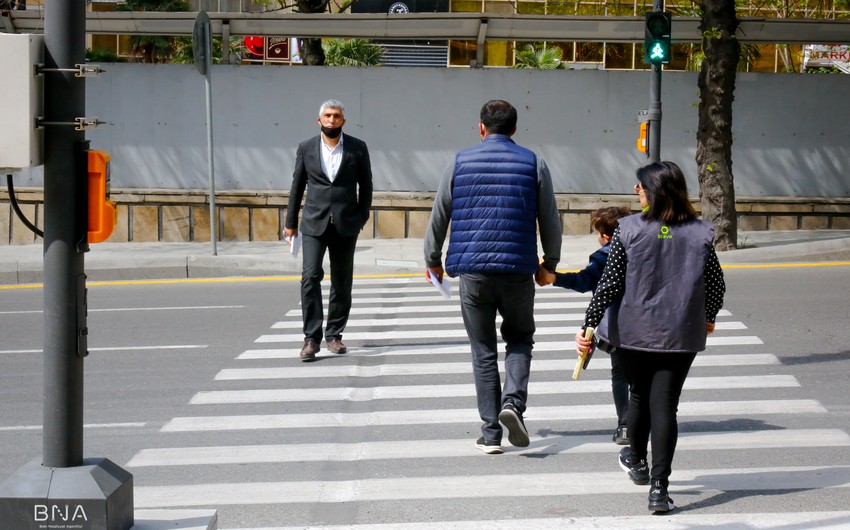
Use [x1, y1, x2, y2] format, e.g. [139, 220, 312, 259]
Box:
[300, 223, 359, 343]
[614, 348, 697, 486]
[459, 273, 535, 443]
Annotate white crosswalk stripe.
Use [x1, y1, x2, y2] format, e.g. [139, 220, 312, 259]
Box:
[255, 329, 763, 343]
[126, 429, 850, 467]
[122, 277, 847, 528]
[215, 353, 779, 380]
[135, 465, 850, 508]
[235, 344, 773, 359]
[161, 400, 827, 432]
[271, 316, 749, 330]
[214, 512, 850, 530]
[189, 375, 799, 405]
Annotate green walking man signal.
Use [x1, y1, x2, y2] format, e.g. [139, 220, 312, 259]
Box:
[644, 11, 672, 65]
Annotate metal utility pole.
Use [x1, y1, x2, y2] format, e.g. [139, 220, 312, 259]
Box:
[41, 0, 87, 471]
[193, 11, 217, 255]
[648, 0, 664, 163]
[0, 0, 134, 527]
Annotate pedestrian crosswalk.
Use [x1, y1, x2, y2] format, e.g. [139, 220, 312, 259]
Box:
[125, 277, 850, 528]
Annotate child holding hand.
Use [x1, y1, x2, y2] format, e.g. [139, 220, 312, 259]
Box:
[536, 206, 631, 445]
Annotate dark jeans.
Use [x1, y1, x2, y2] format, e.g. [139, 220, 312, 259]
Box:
[459, 273, 535, 443]
[300, 223, 358, 343]
[610, 353, 629, 427]
[614, 348, 697, 486]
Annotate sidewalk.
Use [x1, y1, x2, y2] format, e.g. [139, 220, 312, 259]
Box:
[2, 230, 850, 285]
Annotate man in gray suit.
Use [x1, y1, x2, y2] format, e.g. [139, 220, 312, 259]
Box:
[284, 99, 373, 362]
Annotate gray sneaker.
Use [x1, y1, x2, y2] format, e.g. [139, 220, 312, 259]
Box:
[498, 402, 529, 448]
[612, 426, 630, 445]
[475, 437, 503, 455]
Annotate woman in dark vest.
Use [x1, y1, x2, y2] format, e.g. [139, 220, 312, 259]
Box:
[575, 161, 726, 513]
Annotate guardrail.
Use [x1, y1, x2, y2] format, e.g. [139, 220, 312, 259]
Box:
[3, 11, 850, 45]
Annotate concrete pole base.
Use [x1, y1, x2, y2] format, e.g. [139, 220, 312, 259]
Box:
[0, 457, 133, 529]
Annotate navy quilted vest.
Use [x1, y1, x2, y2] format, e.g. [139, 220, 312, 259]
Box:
[446, 134, 539, 276]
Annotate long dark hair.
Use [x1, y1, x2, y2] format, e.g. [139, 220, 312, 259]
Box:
[637, 161, 697, 224]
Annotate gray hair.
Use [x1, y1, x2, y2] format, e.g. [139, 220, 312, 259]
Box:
[319, 99, 345, 116]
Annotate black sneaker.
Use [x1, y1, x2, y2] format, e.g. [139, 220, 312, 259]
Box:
[613, 426, 630, 445]
[498, 402, 530, 447]
[475, 437, 503, 455]
[618, 447, 649, 485]
[648, 479, 675, 513]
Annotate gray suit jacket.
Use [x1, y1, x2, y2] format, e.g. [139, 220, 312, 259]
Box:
[285, 134, 373, 238]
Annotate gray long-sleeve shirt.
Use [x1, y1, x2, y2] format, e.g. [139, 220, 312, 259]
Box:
[424, 154, 562, 273]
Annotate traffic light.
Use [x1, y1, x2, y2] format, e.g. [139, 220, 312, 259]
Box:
[87, 150, 117, 244]
[644, 11, 672, 65]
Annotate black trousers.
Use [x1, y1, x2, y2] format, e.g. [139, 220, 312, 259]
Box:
[300, 223, 358, 343]
[610, 352, 629, 428]
[614, 348, 697, 486]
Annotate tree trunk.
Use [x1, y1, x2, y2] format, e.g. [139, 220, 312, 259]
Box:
[296, 0, 328, 66]
[696, 0, 740, 251]
[299, 38, 325, 66]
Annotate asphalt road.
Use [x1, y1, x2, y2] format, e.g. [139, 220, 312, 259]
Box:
[1, 266, 849, 529]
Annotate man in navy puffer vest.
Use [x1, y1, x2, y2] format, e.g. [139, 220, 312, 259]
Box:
[424, 100, 562, 454]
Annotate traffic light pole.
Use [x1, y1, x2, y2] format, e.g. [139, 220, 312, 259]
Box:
[0, 0, 134, 527]
[648, 0, 664, 163]
[42, 0, 87, 471]
[648, 63, 661, 164]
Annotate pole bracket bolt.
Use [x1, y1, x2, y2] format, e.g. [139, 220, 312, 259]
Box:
[35, 117, 105, 130]
[36, 63, 105, 77]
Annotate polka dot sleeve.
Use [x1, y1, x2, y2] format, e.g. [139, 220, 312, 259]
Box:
[704, 247, 726, 323]
[583, 227, 627, 329]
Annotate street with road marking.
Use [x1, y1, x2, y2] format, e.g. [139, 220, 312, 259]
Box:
[93, 275, 850, 529]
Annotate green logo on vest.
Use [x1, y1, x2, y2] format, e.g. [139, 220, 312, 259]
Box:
[658, 225, 672, 239]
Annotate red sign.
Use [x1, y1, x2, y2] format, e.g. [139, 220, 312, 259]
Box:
[243, 36, 264, 58]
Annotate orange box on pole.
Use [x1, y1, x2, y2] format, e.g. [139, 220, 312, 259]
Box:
[87, 150, 116, 244]
[637, 122, 648, 153]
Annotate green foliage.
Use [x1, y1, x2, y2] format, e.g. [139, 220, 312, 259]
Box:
[702, 26, 723, 40]
[806, 66, 843, 74]
[735, 0, 848, 18]
[687, 33, 759, 73]
[86, 48, 126, 63]
[116, 0, 189, 63]
[738, 44, 762, 72]
[171, 37, 244, 65]
[322, 39, 383, 67]
[514, 44, 565, 69]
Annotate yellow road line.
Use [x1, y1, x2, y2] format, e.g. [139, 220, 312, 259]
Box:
[0, 272, 421, 290]
[1, 262, 847, 291]
[721, 262, 850, 269]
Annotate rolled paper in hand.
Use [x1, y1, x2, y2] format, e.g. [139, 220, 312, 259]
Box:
[572, 327, 595, 381]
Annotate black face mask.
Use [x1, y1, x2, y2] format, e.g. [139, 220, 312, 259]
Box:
[321, 126, 342, 139]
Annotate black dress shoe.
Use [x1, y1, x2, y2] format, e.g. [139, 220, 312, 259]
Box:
[300, 340, 319, 362]
[326, 339, 347, 354]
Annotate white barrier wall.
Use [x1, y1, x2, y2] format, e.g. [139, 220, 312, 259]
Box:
[13, 64, 850, 197]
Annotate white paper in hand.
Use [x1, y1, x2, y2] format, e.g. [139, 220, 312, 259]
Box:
[429, 273, 451, 299]
[286, 233, 302, 259]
